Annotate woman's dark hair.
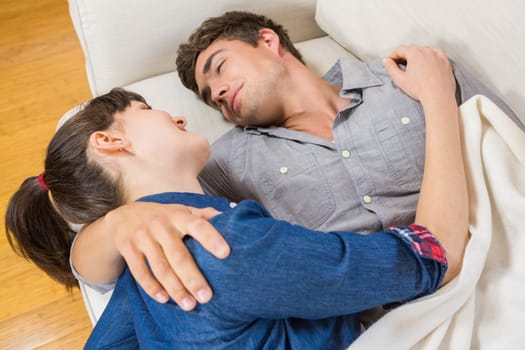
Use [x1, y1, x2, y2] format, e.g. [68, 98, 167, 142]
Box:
[5, 88, 148, 289]
[176, 11, 304, 96]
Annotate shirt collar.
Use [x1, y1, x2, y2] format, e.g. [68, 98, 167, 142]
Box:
[241, 58, 385, 144]
[324, 58, 385, 94]
[137, 192, 231, 212]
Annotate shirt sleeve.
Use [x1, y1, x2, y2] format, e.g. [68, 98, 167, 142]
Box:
[198, 130, 239, 200]
[185, 200, 448, 320]
[452, 60, 524, 130]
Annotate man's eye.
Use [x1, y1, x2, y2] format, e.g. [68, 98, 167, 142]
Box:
[217, 60, 225, 74]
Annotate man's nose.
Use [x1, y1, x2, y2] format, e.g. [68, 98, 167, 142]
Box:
[212, 83, 229, 105]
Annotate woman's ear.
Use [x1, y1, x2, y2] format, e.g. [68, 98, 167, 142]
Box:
[258, 28, 281, 55]
[89, 131, 130, 153]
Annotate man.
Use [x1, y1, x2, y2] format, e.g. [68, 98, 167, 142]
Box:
[72, 11, 521, 311]
[176, 12, 520, 236]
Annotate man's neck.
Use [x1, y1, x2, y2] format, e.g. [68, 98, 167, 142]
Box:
[280, 79, 349, 141]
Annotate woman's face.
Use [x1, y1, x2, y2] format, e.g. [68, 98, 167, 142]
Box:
[114, 101, 210, 171]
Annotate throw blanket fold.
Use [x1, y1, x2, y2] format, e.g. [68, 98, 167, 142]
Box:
[349, 95, 525, 350]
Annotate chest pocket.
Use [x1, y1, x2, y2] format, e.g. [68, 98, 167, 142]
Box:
[250, 142, 335, 230]
[348, 93, 425, 195]
[372, 108, 424, 192]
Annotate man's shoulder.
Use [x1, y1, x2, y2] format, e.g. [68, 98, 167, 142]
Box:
[211, 125, 265, 153]
[211, 126, 244, 149]
[205, 126, 248, 171]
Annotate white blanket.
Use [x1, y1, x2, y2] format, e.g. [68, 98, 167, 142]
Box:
[350, 95, 525, 350]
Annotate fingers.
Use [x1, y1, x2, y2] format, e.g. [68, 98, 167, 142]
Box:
[388, 44, 447, 61]
[154, 205, 229, 309]
[127, 259, 171, 304]
[111, 203, 229, 310]
[382, 57, 405, 87]
[122, 223, 210, 310]
[119, 236, 170, 304]
[158, 235, 212, 307]
[383, 45, 454, 103]
[185, 207, 230, 259]
[388, 45, 449, 70]
[387, 44, 411, 63]
[141, 208, 219, 310]
[146, 237, 203, 310]
[190, 206, 221, 220]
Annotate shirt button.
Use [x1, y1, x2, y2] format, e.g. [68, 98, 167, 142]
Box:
[363, 195, 372, 204]
[401, 116, 411, 125]
[229, 202, 237, 208]
[279, 166, 288, 174]
[341, 150, 351, 158]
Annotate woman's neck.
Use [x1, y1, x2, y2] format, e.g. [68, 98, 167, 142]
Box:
[123, 164, 204, 203]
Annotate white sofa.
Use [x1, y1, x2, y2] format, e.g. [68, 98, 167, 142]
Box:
[66, 0, 525, 348]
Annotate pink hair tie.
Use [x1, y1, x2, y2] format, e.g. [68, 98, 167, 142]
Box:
[38, 172, 48, 191]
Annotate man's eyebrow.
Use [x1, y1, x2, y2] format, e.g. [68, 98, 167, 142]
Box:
[202, 49, 224, 75]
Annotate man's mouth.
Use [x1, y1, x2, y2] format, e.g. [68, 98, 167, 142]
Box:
[230, 83, 243, 113]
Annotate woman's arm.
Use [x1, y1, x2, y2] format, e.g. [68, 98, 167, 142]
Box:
[384, 45, 470, 283]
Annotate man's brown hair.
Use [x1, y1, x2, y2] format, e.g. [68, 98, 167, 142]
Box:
[176, 11, 304, 96]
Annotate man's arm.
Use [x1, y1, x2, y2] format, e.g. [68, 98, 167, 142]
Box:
[384, 45, 470, 282]
[71, 202, 230, 310]
[198, 128, 246, 202]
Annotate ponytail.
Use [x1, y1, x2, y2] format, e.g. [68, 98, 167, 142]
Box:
[4, 88, 147, 290]
[5, 176, 77, 289]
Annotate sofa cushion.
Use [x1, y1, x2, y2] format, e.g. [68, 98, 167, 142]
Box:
[69, 0, 325, 97]
[315, 0, 525, 118]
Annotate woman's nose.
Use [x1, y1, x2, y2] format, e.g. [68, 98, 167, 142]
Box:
[173, 115, 187, 127]
[211, 83, 228, 106]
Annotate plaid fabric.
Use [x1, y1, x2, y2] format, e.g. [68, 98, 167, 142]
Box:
[389, 224, 447, 265]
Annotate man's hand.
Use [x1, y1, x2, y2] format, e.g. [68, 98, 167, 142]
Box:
[382, 45, 456, 106]
[104, 202, 229, 310]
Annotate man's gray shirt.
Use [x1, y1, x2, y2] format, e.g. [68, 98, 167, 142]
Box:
[199, 58, 522, 233]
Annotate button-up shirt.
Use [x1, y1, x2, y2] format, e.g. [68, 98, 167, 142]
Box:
[199, 58, 521, 233]
[85, 192, 447, 349]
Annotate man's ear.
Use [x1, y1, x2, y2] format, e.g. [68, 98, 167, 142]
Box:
[89, 131, 130, 153]
[258, 28, 281, 55]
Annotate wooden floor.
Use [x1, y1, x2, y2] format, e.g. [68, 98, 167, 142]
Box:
[0, 0, 93, 348]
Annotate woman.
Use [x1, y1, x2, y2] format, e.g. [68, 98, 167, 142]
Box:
[5, 48, 468, 349]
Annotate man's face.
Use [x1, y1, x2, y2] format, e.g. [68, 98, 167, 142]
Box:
[194, 38, 286, 127]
